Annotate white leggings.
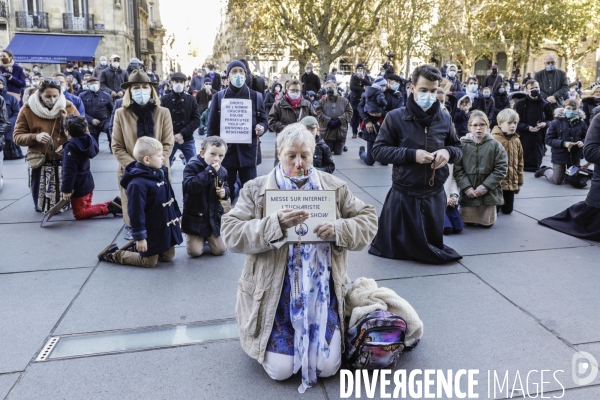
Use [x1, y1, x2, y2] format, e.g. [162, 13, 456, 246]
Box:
[262, 329, 342, 381]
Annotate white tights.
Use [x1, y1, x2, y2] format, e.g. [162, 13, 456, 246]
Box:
[261, 329, 342, 381]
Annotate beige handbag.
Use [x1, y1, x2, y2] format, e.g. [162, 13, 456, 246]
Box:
[26, 119, 57, 169]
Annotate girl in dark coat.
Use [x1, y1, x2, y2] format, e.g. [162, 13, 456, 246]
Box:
[539, 112, 600, 240]
[182, 136, 229, 256]
[454, 96, 471, 137]
[535, 100, 587, 184]
[264, 82, 283, 116]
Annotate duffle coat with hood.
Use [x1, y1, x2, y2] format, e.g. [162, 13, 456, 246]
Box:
[220, 169, 378, 363]
[545, 108, 587, 166]
[454, 132, 508, 206]
[61, 134, 99, 198]
[491, 126, 524, 191]
[120, 162, 183, 257]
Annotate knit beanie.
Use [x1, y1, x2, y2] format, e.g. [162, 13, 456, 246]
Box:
[204, 77, 212, 83]
[372, 76, 387, 88]
[300, 116, 319, 129]
[356, 63, 365, 70]
[226, 60, 247, 77]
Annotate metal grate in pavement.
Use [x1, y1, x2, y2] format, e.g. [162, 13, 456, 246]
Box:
[37, 319, 239, 361]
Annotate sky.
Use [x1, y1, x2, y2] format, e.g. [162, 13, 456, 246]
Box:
[159, 0, 225, 73]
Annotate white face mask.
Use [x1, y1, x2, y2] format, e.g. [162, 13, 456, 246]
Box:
[204, 84, 212, 90]
[274, 87, 281, 93]
[111, 62, 119, 69]
[448, 71, 456, 78]
[82, 85, 88, 90]
[33, 68, 39, 72]
[172, 83, 184, 93]
[32, 81, 39, 87]
[61, 85, 68, 93]
[100, 61, 107, 66]
[132, 88, 151, 105]
[288, 92, 301, 100]
[468, 84, 478, 93]
[89, 84, 99, 92]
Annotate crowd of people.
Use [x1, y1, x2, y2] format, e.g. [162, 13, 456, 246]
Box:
[1, 52, 600, 392]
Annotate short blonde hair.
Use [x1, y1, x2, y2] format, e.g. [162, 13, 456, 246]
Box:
[276, 123, 315, 154]
[133, 137, 163, 162]
[123, 85, 161, 108]
[496, 109, 519, 125]
[468, 110, 490, 127]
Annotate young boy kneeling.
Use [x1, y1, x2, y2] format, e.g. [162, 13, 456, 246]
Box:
[182, 136, 229, 257]
[98, 137, 183, 267]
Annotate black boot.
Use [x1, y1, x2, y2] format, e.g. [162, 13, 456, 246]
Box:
[534, 166, 551, 178]
[107, 201, 122, 217]
[113, 196, 122, 206]
[98, 243, 118, 262]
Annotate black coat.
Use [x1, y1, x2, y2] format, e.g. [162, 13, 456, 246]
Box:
[483, 73, 503, 92]
[206, 85, 268, 169]
[301, 72, 321, 95]
[1, 89, 20, 141]
[61, 134, 99, 198]
[195, 88, 217, 115]
[313, 135, 335, 173]
[120, 162, 183, 257]
[349, 73, 371, 107]
[64, 69, 83, 85]
[0, 96, 12, 150]
[182, 157, 229, 238]
[100, 67, 129, 94]
[584, 113, 600, 207]
[545, 110, 587, 165]
[79, 90, 114, 134]
[383, 89, 405, 112]
[515, 96, 554, 134]
[581, 97, 600, 127]
[534, 69, 569, 107]
[160, 92, 201, 141]
[372, 102, 462, 198]
[454, 110, 469, 137]
[357, 94, 383, 142]
[447, 76, 464, 93]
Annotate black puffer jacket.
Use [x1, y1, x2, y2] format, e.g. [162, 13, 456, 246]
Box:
[545, 108, 587, 165]
[383, 89, 404, 112]
[100, 67, 129, 94]
[182, 156, 230, 238]
[160, 92, 201, 142]
[349, 73, 371, 107]
[313, 135, 335, 173]
[372, 101, 462, 198]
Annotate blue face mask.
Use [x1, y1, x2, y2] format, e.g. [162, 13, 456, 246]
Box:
[546, 64, 556, 72]
[565, 109, 578, 119]
[230, 73, 245, 88]
[414, 92, 437, 109]
[483, 93, 491, 98]
[390, 82, 400, 91]
[499, 88, 505, 94]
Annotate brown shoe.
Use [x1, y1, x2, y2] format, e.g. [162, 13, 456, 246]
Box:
[98, 243, 118, 262]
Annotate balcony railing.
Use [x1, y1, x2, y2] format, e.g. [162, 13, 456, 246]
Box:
[62, 13, 94, 30]
[0, 1, 8, 19]
[146, 39, 154, 53]
[15, 11, 49, 29]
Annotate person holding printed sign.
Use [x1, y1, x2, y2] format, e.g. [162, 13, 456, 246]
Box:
[221, 123, 377, 393]
[206, 60, 268, 203]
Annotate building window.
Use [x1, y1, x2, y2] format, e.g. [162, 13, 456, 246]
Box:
[128, 0, 134, 29]
[149, 5, 154, 22]
[23, 0, 42, 13]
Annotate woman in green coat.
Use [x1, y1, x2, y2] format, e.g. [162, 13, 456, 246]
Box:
[454, 110, 508, 227]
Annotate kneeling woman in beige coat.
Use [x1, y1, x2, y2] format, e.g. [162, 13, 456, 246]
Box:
[111, 70, 174, 238]
[221, 123, 377, 393]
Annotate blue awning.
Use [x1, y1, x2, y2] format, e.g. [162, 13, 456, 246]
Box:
[7, 34, 102, 64]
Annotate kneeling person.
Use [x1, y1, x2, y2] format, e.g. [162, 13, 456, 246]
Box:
[98, 137, 183, 267]
[182, 136, 229, 257]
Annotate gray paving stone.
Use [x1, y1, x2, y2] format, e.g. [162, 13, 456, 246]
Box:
[0, 179, 29, 201]
[8, 341, 326, 400]
[519, 172, 590, 198]
[1, 160, 28, 180]
[0, 199, 15, 211]
[347, 247, 468, 281]
[444, 210, 590, 256]
[323, 273, 593, 399]
[336, 168, 393, 187]
[0, 218, 122, 273]
[515, 195, 588, 221]
[0, 269, 91, 374]
[0, 373, 19, 399]
[558, 386, 600, 400]
[55, 249, 245, 335]
[461, 247, 600, 345]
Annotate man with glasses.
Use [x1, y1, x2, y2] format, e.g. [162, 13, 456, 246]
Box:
[534, 54, 569, 109]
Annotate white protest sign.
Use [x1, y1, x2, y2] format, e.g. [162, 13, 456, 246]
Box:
[220, 98, 253, 144]
[264, 190, 337, 243]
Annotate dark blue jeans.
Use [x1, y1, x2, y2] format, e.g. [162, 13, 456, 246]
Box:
[359, 140, 388, 166]
[169, 139, 197, 166]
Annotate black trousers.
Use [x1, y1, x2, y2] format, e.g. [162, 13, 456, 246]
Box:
[520, 130, 545, 171]
[498, 190, 515, 214]
[226, 166, 257, 203]
[350, 107, 361, 135]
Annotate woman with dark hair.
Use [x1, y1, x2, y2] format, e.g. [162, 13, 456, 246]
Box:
[111, 70, 174, 240]
[264, 82, 283, 115]
[0, 49, 27, 103]
[13, 78, 79, 212]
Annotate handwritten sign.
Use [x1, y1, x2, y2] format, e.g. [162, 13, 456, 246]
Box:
[264, 190, 337, 243]
[220, 98, 252, 144]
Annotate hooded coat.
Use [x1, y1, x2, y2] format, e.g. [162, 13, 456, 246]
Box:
[545, 108, 587, 165]
[454, 132, 508, 206]
[364, 85, 387, 114]
[61, 134, 99, 198]
[182, 156, 230, 238]
[491, 126, 524, 191]
[120, 161, 183, 257]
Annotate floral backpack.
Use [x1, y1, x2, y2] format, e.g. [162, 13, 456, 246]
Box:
[344, 310, 417, 370]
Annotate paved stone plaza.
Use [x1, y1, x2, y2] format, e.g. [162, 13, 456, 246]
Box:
[2, 132, 600, 399]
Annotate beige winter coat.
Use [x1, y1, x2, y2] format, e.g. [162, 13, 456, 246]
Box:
[221, 169, 378, 363]
[111, 105, 174, 226]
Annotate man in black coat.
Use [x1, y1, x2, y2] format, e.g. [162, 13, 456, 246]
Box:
[205, 64, 222, 91]
[349, 63, 371, 139]
[369, 65, 463, 264]
[301, 62, 321, 95]
[79, 77, 114, 149]
[195, 77, 217, 115]
[161, 72, 201, 166]
[100, 55, 129, 100]
[206, 60, 268, 202]
[534, 54, 569, 109]
[483, 65, 504, 92]
[515, 79, 554, 172]
[446, 64, 464, 92]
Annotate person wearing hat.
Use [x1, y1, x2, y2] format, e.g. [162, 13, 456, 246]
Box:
[206, 60, 268, 203]
[195, 76, 216, 115]
[161, 72, 200, 166]
[79, 76, 115, 149]
[483, 64, 504, 93]
[348, 63, 370, 141]
[127, 57, 143, 74]
[111, 70, 174, 240]
[63, 63, 83, 86]
[100, 55, 129, 100]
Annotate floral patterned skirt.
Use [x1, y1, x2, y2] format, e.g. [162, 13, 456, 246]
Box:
[29, 161, 71, 214]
